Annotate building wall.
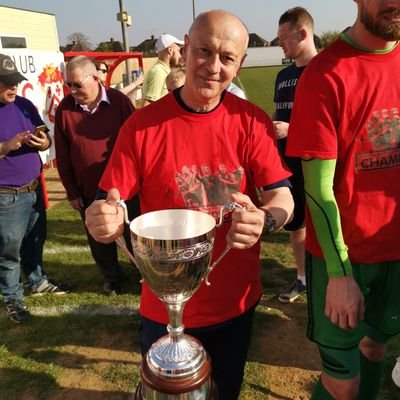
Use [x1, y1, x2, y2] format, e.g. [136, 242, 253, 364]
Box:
[242, 47, 286, 67]
[0, 6, 59, 51]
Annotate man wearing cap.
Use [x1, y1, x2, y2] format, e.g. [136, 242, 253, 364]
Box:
[0, 53, 71, 323]
[141, 33, 183, 107]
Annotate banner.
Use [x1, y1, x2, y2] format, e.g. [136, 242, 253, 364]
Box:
[2, 49, 65, 163]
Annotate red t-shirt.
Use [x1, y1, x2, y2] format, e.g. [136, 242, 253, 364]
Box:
[100, 91, 291, 327]
[287, 38, 400, 264]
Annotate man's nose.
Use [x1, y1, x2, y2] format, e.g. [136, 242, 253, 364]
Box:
[206, 54, 222, 73]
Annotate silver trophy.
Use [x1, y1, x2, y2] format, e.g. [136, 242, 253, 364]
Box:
[115, 202, 243, 399]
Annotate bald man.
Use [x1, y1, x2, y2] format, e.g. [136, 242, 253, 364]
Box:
[86, 10, 293, 398]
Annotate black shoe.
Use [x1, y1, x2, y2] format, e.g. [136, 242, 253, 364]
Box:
[31, 279, 72, 296]
[278, 279, 306, 303]
[103, 281, 120, 296]
[6, 299, 31, 323]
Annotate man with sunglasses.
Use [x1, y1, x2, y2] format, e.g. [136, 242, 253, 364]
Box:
[55, 56, 139, 296]
[0, 53, 71, 323]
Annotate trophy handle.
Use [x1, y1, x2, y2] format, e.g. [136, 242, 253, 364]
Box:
[204, 201, 245, 286]
[114, 200, 144, 281]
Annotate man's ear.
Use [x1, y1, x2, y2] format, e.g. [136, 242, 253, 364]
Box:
[298, 29, 306, 41]
[235, 53, 247, 77]
[182, 34, 190, 63]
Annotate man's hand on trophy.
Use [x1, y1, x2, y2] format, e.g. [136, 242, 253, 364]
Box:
[227, 192, 265, 250]
[85, 188, 125, 243]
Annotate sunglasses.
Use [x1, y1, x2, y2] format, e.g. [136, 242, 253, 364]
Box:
[65, 74, 93, 89]
[97, 68, 108, 74]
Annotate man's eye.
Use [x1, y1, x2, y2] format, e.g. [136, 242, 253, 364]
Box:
[222, 56, 235, 64]
[198, 47, 210, 56]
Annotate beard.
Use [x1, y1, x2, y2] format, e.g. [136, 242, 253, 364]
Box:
[360, 4, 400, 41]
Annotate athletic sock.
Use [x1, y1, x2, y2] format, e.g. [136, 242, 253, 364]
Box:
[357, 352, 385, 399]
[311, 378, 335, 399]
[297, 274, 306, 286]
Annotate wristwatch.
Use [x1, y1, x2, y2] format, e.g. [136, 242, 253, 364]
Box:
[263, 210, 276, 234]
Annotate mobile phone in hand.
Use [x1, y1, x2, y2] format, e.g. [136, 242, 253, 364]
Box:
[33, 125, 47, 137]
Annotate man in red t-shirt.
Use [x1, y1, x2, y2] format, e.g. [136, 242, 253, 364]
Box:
[286, 0, 400, 399]
[86, 10, 294, 399]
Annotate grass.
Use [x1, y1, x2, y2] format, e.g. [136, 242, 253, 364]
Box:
[235, 65, 284, 114]
[1, 66, 399, 399]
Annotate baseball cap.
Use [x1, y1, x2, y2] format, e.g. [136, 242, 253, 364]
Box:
[155, 34, 184, 52]
[0, 53, 27, 85]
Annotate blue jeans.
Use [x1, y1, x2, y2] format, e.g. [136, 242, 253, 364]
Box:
[0, 181, 47, 303]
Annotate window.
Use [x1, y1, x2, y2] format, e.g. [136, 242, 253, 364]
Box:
[1, 36, 27, 49]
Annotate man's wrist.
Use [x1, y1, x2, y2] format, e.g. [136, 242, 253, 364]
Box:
[262, 210, 276, 234]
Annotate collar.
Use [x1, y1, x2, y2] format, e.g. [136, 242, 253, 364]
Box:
[173, 86, 225, 114]
[75, 84, 110, 114]
[341, 31, 399, 54]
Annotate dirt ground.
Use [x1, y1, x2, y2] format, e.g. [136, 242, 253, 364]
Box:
[41, 167, 319, 399]
[43, 167, 68, 208]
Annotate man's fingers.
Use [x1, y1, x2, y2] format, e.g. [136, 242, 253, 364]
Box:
[106, 188, 121, 203]
[347, 312, 359, 330]
[358, 299, 365, 321]
[230, 192, 259, 214]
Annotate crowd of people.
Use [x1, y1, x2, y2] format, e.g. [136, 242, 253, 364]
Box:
[1, 1, 399, 399]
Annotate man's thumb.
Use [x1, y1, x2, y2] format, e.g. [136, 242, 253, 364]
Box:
[106, 188, 121, 202]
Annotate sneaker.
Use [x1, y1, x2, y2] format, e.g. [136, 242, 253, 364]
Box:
[6, 299, 31, 323]
[31, 279, 72, 296]
[103, 281, 120, 296]
[278, 279, 306, 303]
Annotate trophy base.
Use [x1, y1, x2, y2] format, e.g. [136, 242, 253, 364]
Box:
[134, 356, 218, 399]
[134, 381, 218, 400]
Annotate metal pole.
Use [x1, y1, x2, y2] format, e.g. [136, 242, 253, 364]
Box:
[119, 0, 131, 83]
[192, 0, 195, 21]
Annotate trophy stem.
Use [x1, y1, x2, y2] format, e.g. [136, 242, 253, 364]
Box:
[166, 301, 186, 342]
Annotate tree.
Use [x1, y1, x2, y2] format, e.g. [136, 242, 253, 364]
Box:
[95, 42, 114, 52]
[319, 30, 342, 48]
[66, 32, 92, 49]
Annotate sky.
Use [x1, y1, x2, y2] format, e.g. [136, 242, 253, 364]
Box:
[1, 0, 357, 48]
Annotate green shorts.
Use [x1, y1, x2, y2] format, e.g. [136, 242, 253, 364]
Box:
[306, 252, 400, 349]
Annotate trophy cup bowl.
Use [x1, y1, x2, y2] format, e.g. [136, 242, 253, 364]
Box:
[115, 203, 243, 399]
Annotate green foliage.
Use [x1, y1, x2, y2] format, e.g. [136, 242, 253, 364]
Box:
[95, 42, 114, 52]
[320, 30, 342, 48]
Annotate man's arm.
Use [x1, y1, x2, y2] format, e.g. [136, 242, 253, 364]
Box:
[141, 99, 153, 107]
[302, 158, 364, 330]
[271, 110, 289, 140]
[227, 187, 294, 250]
